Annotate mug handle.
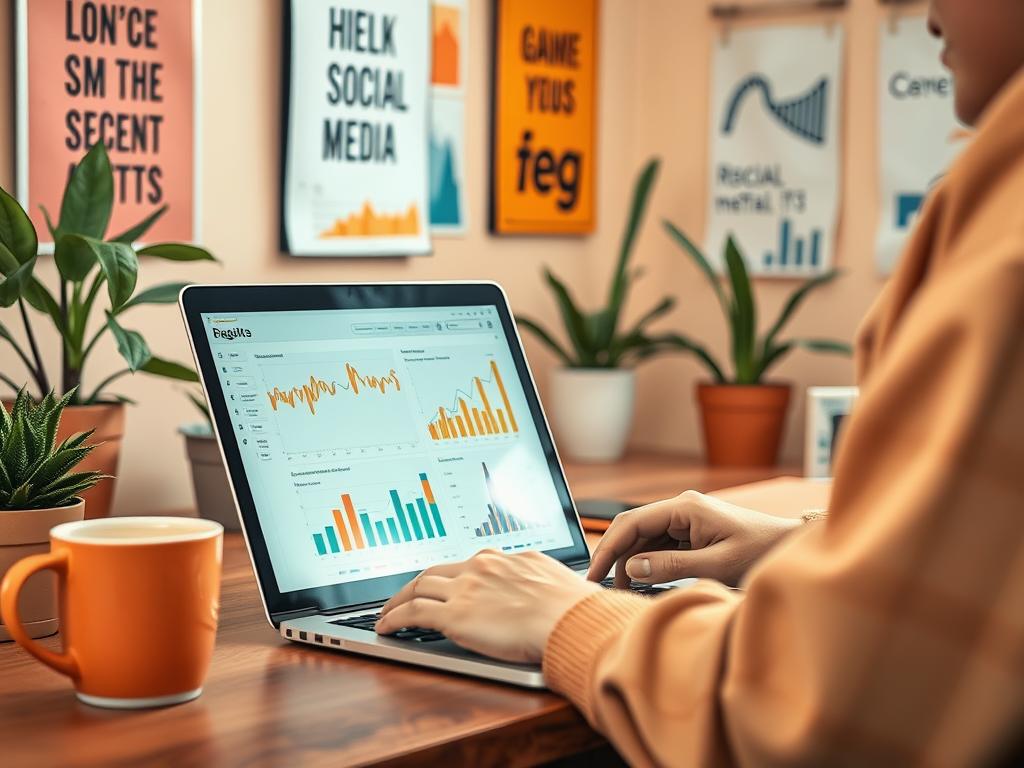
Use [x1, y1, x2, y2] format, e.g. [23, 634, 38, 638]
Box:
[0, 550, 80, 679]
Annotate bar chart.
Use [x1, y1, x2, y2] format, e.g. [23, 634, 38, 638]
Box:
[762, 218, 822, 270]
[427, 360, 520, 442]
[472, 462, 538, 538]
[311, 472, 449, 556]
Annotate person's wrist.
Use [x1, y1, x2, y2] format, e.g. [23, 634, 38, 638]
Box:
[532, 579, 602, 662]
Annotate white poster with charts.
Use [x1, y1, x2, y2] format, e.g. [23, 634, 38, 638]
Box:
[281, 0, 432, 257]
[705, 25, 843, 276]
[876, 16, 969, 275]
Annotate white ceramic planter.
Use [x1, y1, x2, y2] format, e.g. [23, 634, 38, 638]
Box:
[548, 368, 636, 463]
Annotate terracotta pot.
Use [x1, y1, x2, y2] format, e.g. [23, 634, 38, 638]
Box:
[697, 383, 791, 467]
[0, 499, 86, 641]
[180, 424, 240, 531]
[57, 404, 126, 519]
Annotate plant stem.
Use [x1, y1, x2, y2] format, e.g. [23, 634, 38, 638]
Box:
[17, 298, 50, 395]
[60, 280, 69, 397]
[84, 367, 130, 404]
[0, 369, 24, 393]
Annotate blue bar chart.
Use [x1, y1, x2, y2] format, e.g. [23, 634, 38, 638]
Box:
[763, 218, 822, 270]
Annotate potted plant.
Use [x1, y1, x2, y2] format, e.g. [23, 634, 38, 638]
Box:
[516, 158, 717, 462]
[662, 224, 852, 466]
[179, 389, 239, 531]
[0, 387, 103, 641]
[0, 142, 215, 517]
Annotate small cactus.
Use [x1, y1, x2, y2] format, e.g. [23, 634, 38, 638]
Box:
[0, 387, 105, 511]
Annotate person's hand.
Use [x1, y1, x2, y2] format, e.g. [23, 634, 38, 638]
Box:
[588, 490, 803, 588]
[375, 549, 601, 664]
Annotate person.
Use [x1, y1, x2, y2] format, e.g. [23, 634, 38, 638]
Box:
[377, 1, 1024, 764]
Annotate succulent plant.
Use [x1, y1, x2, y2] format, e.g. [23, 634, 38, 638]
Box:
[0, 387, 104, 510]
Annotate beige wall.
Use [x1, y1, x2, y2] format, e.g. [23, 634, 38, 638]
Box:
[0, 0, 923, 514]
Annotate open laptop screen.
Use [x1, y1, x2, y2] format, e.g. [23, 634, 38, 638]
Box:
[181, 284, 589, 623]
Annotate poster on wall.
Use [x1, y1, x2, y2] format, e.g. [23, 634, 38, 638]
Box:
[281, 0, 432, 257]
[705, 25, 843, 276]
[489, 0, 597, 235]
[876, 16, 968, 275]
[429, 0, 468, 236]
[16, 0, 201, 247]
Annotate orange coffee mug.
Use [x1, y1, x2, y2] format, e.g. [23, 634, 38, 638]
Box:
[0, 517, 223, 709]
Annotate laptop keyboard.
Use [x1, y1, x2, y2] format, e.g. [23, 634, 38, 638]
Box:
[329, 578, 669, 642]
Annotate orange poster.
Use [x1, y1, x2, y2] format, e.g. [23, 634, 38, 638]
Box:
[490, 0, 597, 235]
[17, 0, 199, 247]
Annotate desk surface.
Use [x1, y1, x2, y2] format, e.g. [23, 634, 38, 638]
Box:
[0, 453, 816, 767]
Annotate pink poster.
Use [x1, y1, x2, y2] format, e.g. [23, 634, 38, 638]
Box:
[17, 0, 199, 246]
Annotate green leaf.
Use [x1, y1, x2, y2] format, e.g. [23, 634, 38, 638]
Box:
[22, 278, 63, 330]
[598, 158, 660, 351]
[544, 269, 593, 366]
[790, 339, 854, 355]
[0, 256, 37, 308]
[724, 237, 756, 383]
[58, 142, 114, 240]
[0, 242, 19, 275]
[618, 332, 726, 382]
[762, 269, 843, 353]
[109, 204, 168, 244]
[515, 316, 575, 366]
[93, 240, 139, 312]
[119, 281, 191, 312]
[623, 296, 675, 336]
[104, 312, 151, 372]
[54, 233, 99, 282]
[0, 186, 38, 263]
[662, 220, 731, 317]
[136, 243, 217, 262]
[39, 205, 58, 240]
[140, 356, 199, 382]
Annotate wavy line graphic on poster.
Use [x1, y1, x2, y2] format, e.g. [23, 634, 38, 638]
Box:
[261, 359, 420, 455]
[722, 75, 829, 145]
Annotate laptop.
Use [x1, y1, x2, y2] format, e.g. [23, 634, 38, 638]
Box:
[180, 282, 673, 688]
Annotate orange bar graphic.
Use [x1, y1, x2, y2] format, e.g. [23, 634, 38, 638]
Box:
[459, 398, 476, 436]
[447, 417, 458, 436]
[491, 360, 519, 433]
[421, 476, 436, 505]
[475, 376, 498, 432]
[472, 408, 485, 434]
[343, 495, 366, 549]
[497, 410, 508, 433]
[486, 411, 498, 434]
[332, 509, 353, 552]
[428, 423, 439, 440]
[455, 415, 468, 437]
[438, 408, 451, 439]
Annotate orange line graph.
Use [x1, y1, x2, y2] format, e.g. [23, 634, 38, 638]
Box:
[428, 360, 520, 440]
[267, 365, 402, 415]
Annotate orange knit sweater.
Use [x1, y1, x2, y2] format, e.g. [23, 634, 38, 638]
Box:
[543, 68, 1024, 768]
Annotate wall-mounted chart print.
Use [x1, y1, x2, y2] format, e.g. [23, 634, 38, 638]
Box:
[876, 16, 969, 275]
[16, 0, 201, 247]
[281, 0, 432, 257]
[705, 25, 843, 276]
[429, 0, 468, 235]
[490, 0, 597, 235]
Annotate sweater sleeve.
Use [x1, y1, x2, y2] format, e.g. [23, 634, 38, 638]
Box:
[543, 250, 1024, 767]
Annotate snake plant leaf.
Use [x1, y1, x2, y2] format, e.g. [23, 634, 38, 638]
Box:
[109, 204, 169, 245]
[724, 237, 757, 383]
[622, 296, 675, 337]
[662, 220, 731, 318]
[119, 282, 191, 312]
[544, 269, 593, 366]
[597, 159, 660, 352]
[140, 356, 200, 382]
[515, 316, 575, 366]
[622, 332, 727, 382]
[57, 142, 114, 240]
[105, 311, 152, 372]
[136, 243, 217, 262]
[762, 269, 843, 353]
[0, 255, 36, 308]
[0, 186, 38, 264]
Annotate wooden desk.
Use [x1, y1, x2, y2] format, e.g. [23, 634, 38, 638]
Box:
[0, 453, 816, 767]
